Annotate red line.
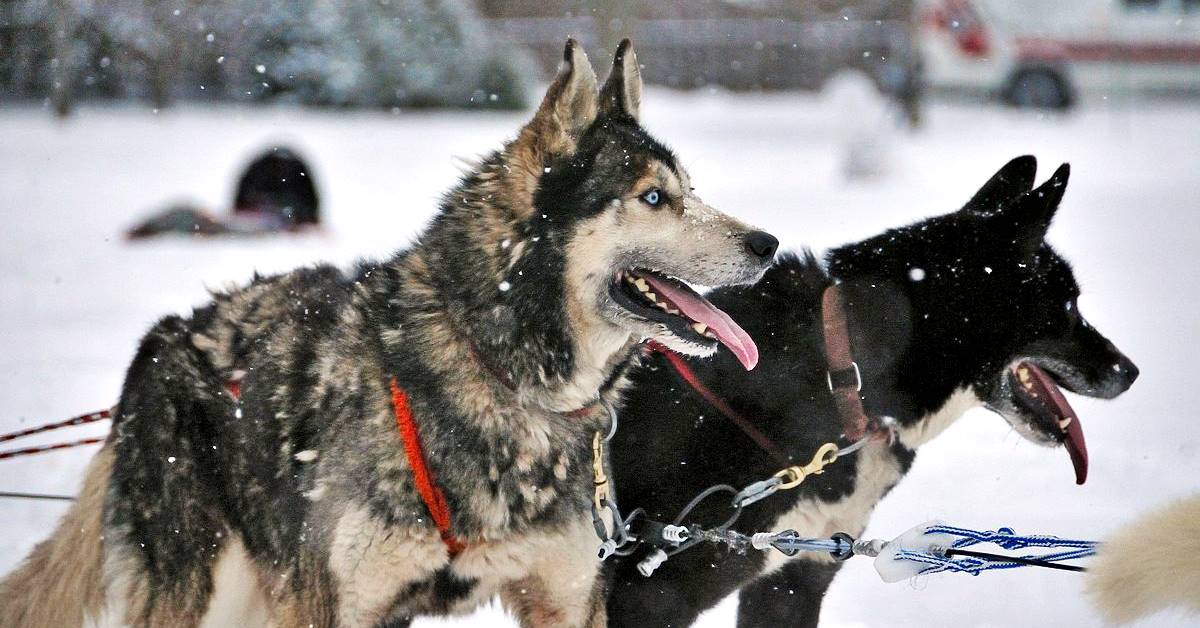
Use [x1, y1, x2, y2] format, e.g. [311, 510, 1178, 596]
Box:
[646, 342, 789, 465]
[0, 437, 105, 460]
[0, 410, 111, 444]
[1017, 37, 1200, 64]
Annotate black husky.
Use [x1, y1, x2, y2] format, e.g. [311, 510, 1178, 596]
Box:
[606, 156, 1139, 627]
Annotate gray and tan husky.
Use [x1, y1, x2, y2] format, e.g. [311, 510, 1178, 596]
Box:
[0, 39, 777, 627]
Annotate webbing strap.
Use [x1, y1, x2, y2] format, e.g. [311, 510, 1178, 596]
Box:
[389, 377, 465, 556]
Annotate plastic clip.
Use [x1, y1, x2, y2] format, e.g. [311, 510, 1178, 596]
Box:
[637, 548, 668, 577]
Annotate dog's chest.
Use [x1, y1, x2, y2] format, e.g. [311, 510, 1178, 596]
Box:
[449, 408, 598, 533]
[329, 503, 599, 626]
[760, 442, 903, 576]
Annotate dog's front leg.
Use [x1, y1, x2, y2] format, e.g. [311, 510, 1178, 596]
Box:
[324, 504, 447, 627]
[499, 519, 606, 628]
[735, 558, 841, 628]
[502, 573, 606, 628]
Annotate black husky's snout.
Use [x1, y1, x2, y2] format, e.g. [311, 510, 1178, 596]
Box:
[1079, 329, 1140, 399]
[1079, 350, 1138, 400]
[744, 230, 779, 262]
[1108, 351, 1140, 395]
[1033, 329, 1140, 400]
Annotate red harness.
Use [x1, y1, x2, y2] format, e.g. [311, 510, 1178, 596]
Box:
[384, 342, 598, 557]
[389, 378, 466, 556]
[228, 374, 470, 555]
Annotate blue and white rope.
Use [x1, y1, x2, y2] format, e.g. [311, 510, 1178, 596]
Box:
[926, 524, 1098, 551]
[899, 525, 1098, 576]
[896, 547, 1096, 576]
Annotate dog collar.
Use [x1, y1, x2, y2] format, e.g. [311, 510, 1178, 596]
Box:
[821, 283, 876, 442]
[644, 282, 888, 465]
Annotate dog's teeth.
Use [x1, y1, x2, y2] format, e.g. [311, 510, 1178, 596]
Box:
[1058, 416, 1072, 431]
[656, 302, 670, 311]
[635, 278, 649, 292]
[645, 292, 656, 302]
[692, 322, 708, 335]
[667, 308, 680, 315]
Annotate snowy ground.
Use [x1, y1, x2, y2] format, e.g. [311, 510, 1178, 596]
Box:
[2, 91, 1198, 627]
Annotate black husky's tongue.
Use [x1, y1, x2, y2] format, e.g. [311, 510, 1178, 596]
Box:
[1014, 361, 1089, 485]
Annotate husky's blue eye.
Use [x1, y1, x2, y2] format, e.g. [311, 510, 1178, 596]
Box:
[641, 188, 663, 207]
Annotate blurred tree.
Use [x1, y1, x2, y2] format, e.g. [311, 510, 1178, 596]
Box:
[48, 0, 76, 116]
[0, 0, 532, 112]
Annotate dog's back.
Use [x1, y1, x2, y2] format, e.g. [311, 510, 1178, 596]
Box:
[1087, 496, 1200, 624]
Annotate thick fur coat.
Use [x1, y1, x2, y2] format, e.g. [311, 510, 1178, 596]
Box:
[0, 39, 775, 628]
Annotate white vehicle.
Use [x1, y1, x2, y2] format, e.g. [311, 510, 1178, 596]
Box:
[919, 0, 1200, 108]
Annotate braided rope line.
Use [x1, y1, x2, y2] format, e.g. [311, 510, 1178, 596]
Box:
[898, 525, 1098, 576]
[897, 547, 1095, 576]
[927, 524, 1098, 551]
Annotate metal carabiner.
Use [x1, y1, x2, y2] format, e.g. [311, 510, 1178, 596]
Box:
[773, 442, 839, 490]
[592, 431, 610, 511]
[732, 476, 782, 508]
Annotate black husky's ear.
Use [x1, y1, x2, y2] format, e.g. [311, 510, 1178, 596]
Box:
[962, 155, 1038, 214]
[840, 279, 913, 380]
[598, 39, 642, 121]
[993, 163, 1070, 256]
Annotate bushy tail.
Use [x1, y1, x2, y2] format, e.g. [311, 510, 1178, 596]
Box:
[1086, 495, 1200, 624]
[0, 445, 112, 627]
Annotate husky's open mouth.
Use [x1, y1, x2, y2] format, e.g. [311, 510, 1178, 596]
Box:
[610, 269, 758, 370]
[1007, 361, 1089, 485]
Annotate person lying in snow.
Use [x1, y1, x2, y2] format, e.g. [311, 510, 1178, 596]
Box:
[125, 146, 320, 239]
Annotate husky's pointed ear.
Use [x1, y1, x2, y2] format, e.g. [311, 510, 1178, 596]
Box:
[840, 279, 912, 380]
[527, 38, 598, 144]
[504, 39, 597, 218]
[962, 155, 1038, 214]
[539, 38, 598, 140]
[995, 163, 1070, 256]
[598, 39, 642, 121]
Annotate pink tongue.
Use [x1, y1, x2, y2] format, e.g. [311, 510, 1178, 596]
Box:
[1019, 362, 1089, 485]
[641, 274, 759, 370]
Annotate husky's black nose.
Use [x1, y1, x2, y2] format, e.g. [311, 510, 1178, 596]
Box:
[744, 230, 778, 261]
[1116, 355, 1140, 390]
[1095, 352, 1140, 398]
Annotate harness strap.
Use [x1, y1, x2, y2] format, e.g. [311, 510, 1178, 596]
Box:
[821, 284, 871, 442]
[646, 341, 790, 465]
[389, 377, 466, 557]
